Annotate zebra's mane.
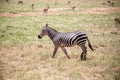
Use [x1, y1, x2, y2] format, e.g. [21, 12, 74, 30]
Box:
[47, 27, 58, 32]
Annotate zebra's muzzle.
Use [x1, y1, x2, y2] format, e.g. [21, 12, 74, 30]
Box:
[38, 35, 42, 39]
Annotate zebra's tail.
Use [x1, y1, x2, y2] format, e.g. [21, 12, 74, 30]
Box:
[87, 37, 94, 51]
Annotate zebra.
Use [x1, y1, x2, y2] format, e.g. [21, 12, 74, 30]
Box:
[38, 24, 94, 60]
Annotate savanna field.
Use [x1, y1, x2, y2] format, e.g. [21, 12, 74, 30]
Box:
[0, 0, 120, 80]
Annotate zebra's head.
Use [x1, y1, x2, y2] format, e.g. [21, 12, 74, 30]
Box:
[38, 24, 48, 39]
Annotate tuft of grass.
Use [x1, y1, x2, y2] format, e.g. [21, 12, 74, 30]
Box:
[111, 31, 118, 35]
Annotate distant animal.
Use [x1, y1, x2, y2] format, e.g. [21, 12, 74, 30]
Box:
[38, 24, 94, 60]
[18, 1, 23, 4]
[71, 6, 76, 11]
[43, 6, 49, 15]
[107, 1, 111, 3]
[68, 1, 71, 5]
[31, 4, 34, 10]
[55, 0, 57, 5]
[110, 2, 114, 6]
[55, 2, 57, 5]
[114, 18, 120, 27]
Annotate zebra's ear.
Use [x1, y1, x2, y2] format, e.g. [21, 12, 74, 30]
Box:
[46, 24, 48, 27]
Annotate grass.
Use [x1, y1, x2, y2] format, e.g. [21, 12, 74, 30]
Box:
[0, 13, 120, 46]
[0, 0, 120, 80]
[0, 0, 120, 13]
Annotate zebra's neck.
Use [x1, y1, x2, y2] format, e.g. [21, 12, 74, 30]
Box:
[47, 27, 58, 40]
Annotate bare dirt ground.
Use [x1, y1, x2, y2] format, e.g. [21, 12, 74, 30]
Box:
[0, 7, 120, 17]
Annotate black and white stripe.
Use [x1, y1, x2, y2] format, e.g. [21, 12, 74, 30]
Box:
[38, 24, 93, 60]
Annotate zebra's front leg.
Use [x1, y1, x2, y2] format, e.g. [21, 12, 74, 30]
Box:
[52, 46, 59, 58]
[61, 47, 71, 59]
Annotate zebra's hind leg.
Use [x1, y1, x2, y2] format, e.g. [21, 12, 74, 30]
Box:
[52, 46, 59, 58]
[61, 47, 71, 59]
[79, 44, 87, 60]
[81, 52, 83, 60]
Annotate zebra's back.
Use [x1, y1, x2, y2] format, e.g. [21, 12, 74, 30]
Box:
[53, 31, 87, 47]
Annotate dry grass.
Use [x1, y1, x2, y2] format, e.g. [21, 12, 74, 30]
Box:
[0, 15, 120, 80]
[0, 0, 120, 80]
[0, 33, 120, 80]
[0, 14, 120, 79]
[0, 45, 101, 80]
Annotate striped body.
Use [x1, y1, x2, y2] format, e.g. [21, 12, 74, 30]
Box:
[38, 24, 93, 60]
[53, 31, 87, 47]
